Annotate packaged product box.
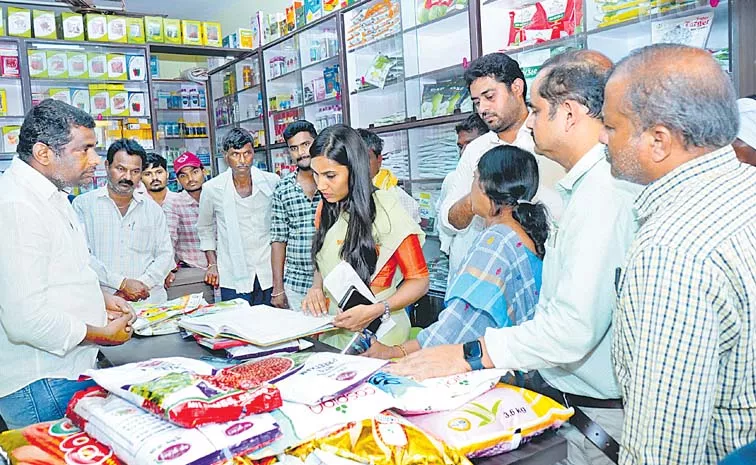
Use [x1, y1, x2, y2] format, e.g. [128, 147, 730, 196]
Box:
[128, 92, 146, 116]
[31, 92, 45, 106]
[222, 33, 234, 48]
[48, 87, 71, 105]
[3, 126, 21, 152]
[27, 49, 48, 78]
[0, 90, 7, 116]
[71, 88, 90, 113]
[46, 51, 68, 79]
[109, 88, 129, 116]
[285, 5, 296, 33]
[59, 12, 85, 41]
[85, 13, 107, 41]
[323, 0, 341, 14]
[107, 15, 127, 43]
[323, 64, 340, 96]
[68, 51, 88, 78]
[89, 85, 110, 116]
[0, 54, 20, 78]
[163, 18, 181, 44]
[264, 14, 280, 42]
[313, 77, 326, 101]
[126, 54, 146, 81]
[305, 0, 322, 23]
[107, 54, 126, 80]
[149, 55, 159, 77]
[8, 7, 32, 38]
[33, 10, 57, 39]
[251, 12, 264, 48]
[294, 1, 306, 29]
[202, 22, 222, 47]
[144, 16, 163, 43]
[181, 20, 201, 45]
[87, 52, 107, 80]
[127, 17, 145, 43]
[0, 9, 5, 36]
[238, 28, 254, 48]
[276, 13, 286, 38]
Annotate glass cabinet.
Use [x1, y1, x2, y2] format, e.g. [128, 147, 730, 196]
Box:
[0, 38, 24, 174]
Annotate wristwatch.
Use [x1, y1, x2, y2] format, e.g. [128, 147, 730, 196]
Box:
[463, 340, 484, 371]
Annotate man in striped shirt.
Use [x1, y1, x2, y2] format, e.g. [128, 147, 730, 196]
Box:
[602, 44, 756, 464]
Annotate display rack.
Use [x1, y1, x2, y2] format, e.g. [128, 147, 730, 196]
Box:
[0, 37, 25, 174]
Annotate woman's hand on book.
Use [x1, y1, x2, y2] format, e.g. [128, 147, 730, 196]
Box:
[302, 286, 328, 316]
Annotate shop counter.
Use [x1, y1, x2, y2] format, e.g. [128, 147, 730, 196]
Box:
[99, 335, 567, 465]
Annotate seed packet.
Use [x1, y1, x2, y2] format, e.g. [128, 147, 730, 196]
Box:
[46, 51, 68, 79]
[60, 12, 85, 41]
[145, 16, 164, 43]
[33, 10, 57, 39]
[27, 49, 47, 78]
[68, 51, 88, 78]
[406, 383, 573, 458]
[127, 17, 146, 44]
[107, 15, 127, 43]
[8, 7, 32, 38]
[86, 13, 107, 41]
[83, 357, 283, 428]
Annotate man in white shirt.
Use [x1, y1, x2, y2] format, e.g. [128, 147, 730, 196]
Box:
[73, 139, 174, 304]
[0, 100, 134, 430]
[438, 53, 566, 278]
[197, 128, 279, 305]
[388, 51, 640, 465]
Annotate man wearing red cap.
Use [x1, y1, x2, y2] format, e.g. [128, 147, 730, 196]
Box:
[162, 152, 215, 292]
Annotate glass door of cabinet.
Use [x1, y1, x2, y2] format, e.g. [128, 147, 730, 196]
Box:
[402, 0, 473, 121]
[263, 35, 303, 145]
[0, 39, 24, 168]
[299, 16, 344, 133]
[343, 0, 407, 129]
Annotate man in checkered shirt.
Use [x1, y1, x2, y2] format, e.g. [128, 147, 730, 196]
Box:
[602, 44, 756, 464]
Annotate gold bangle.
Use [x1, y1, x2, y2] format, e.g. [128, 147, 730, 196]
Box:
[395, 343, 408, 358]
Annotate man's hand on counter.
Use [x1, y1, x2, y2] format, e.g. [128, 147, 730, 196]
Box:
[85, 314, 134, 346]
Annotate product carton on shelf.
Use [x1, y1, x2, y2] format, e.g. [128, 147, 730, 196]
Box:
[89, 84, 110, 116]
[323, 0, 341, 14]
[182, 20, 202, 45]
[59, 12, 85, 41]
[85, 13, 107, 42]
[71, 88, 90, 113]
[285, 5, 296, 33]
[109, 87, 129, 117]
[163, 18, 182, 44]
[0, 90, 7, 116]
[3, 126, 20, 152]
[87, 52, 107, 80]
[48, 87, 71, 105]
[202, 22, 222, 47]
[128, 92, 146, 117]
[8, 7, 32, 38]
[107, 54, 127, 81]
[295, 1, 306, 29]
[127, 17, 146, 43]
[68, 51, 88, 79]
[252, 11, 265, 47]
[126, 54, 146, 81]
[33, 10, 57, 39]
[46, 51, 68, 79]
[107, 15, 127, 43]
[27, 49, 48, 78]
[0, 53, 20, 78]
[0, 9, 5, 36]
[145, 16, 164, 43]
[305, 0, 322, 24]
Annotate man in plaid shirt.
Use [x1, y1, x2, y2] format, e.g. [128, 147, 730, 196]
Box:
[603, 44, 756, 464]
[270, 121, 320, 311]
[162, 152, 215, 294]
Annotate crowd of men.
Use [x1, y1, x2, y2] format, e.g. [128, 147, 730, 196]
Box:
[0, 43, 754, 465]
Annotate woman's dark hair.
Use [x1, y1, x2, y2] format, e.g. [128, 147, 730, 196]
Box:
[310, 125, 377, 284]
[477, 146, 550, 258]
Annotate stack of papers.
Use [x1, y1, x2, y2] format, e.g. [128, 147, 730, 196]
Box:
[178, 305, 335, 347]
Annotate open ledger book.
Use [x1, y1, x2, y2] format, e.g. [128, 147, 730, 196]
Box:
[178, 304, 336, 347]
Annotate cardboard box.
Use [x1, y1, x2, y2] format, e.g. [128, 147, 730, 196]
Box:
[33, 10, 57, 39]
[128, 92, 146, 117]
[163, 18, 181, 44]
[48, 87, 71, 105]
[60, 12, 85, 41]
[86, 14, 107, 41]
[305, 0, 322, 24]
[144, 16, 163, 43]
[68, 52, 88, 78]
[109, 89, 129, 116]
[107, 54, 126, 80]
[127, 17, 145, 43]
[27, 50, 48, 78]
[89, 85, 110, 116]
[251, 12, 264, 48]
[202, 22, 222, 47]
[0, 90, 7, 116]
[126, 54, 146, 81]
[1, 55, 20, 78]
[295, 1, 306, 29]
[238, 28, 254, 49]
[46, 51, 68, 79]
[285, 6, 296, 33]
[8, 8, 32, 38]
[107, 16, 127, 43]
[3, 126, 21, 153]
[182, 20, 201, 45]
[71, 88, 90, 113]
[87, 52, 107, 80]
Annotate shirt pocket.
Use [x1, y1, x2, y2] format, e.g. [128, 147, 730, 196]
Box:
[128, 226, 154, 254]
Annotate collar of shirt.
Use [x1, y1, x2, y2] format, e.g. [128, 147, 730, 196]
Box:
[480, 121, 534, 148]
[179, 189, 199, 206]
[283, 169, 321, 199]
[634, 145, 738, 222]
[229, 167, 276, 199]
[94, 185, 146, 203]
[556, 144, 605, 196]
[9, 157, 59, 202]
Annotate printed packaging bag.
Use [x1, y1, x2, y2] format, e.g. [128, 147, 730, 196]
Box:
[83, 357, 282, 428]
[368, 369, 509, 414]
[406, 383, 573, 458]
[274, 353, 387, 405]
[68, 388, 281, 465]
